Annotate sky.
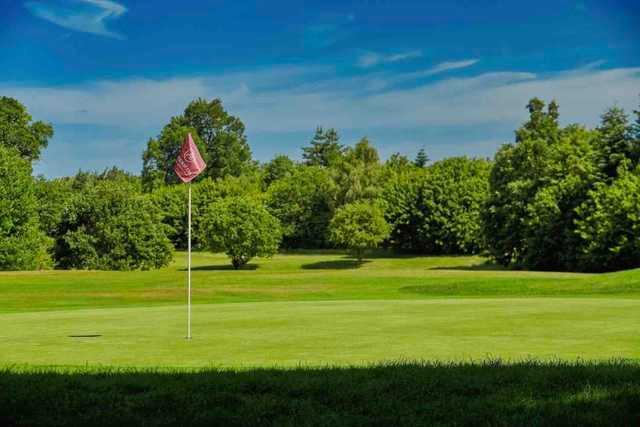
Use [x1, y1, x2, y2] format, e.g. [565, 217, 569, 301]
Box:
[1, 0, 639, 177]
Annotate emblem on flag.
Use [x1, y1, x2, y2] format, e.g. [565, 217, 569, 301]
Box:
[174, 133, 206, 183]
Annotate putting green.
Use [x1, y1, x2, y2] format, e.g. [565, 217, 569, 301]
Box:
[2, 298, 639, 367]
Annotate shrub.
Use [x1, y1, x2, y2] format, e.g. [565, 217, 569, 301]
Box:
[202, 196, 282, 269]
[329, 201, 390, 261]
[54, 180, 173, 270]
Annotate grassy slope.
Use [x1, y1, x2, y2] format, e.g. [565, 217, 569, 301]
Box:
[1, 251, 639, 314]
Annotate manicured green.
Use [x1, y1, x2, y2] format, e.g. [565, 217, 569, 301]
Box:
[2, 298, 640, 367]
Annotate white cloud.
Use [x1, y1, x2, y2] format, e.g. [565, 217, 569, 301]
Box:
[357, 50, 423, 68]
[25, 0, 127, 39]
[2, 64, 639, 137]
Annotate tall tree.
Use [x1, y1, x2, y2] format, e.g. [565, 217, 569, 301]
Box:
[515, 98, 560, 143]
[302, 127, 344, 167]
[385, 152, 412, 171]
[0, 96, 53, 162]
[483, 98, 603, 270]
[334, 137, 382, 206]
[597, 106, 634, 178]
[182, 98, 252, 178]
[413, 148, 429, 167]
[142, 98, 251, 190]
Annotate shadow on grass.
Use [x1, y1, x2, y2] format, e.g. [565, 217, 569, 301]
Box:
[429, 262, 505, 271]
[301, 259, 370, 270]
[280, 248, 421, 259]
[180, 264, 259, 271]
[1, 360, 639, 426]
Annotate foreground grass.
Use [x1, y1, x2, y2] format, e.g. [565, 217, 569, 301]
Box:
[2, 360, 639, 426]
[1, 251, 639, 314]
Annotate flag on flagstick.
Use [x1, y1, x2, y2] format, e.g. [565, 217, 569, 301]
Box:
[174, 133, 206, 183]
[174, 133, 206, 339]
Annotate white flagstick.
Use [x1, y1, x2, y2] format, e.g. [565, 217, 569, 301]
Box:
[187, 182, 192, 339]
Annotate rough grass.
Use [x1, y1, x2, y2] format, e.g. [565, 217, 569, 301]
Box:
[2, 360, 639, 426]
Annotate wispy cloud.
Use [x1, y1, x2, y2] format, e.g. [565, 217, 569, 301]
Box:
[25, 0, 127, 39]
[422, 59, 479, 76]
[357, 50, 423, 68]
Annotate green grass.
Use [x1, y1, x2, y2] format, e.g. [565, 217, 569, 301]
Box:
[2, 361, 640, 426]
[1, 251, 639, 425]
[1, 251, 639, 314]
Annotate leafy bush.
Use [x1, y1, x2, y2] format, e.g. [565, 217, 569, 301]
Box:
[329, 201, 390, 261]
[0, 146, 51, 270]
[53, 180, 173, 270]
[202, 196, 282, 269]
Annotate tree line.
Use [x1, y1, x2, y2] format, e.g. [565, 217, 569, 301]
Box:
[1, 95, 639, 272]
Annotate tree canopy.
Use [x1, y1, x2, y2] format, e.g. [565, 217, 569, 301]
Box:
[142, 98, 252, 191]
[0, 96, 53, 161]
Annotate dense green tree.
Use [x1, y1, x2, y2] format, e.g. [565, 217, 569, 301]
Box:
[385, 152, 413, 171]
[413, 148, 429, 167]
[575, 163, 640, 272]
[53, 180, 173, 270]
[596, 106, 636, 178]
[202, 196, 282, 269]
[0, 97, 53, 161]
[333, 137, 382, 206]
[263, 154, 296, 188]
[515, 98, 560, 143]
[182, 98, 253, 178]
[35, 176, 75, 238]
[0, 146, 51, 270]
[329, 201, 390, 261]
[384, 157, 490, 254]
[142, 98, 251, 190]
[150, 174, 262, 250]
[302, 127, 344, 167]
[483, 98, 604, 270]
[266, 167, 335, 248]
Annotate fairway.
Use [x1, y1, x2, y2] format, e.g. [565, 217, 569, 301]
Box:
[1, 252, 639, 367]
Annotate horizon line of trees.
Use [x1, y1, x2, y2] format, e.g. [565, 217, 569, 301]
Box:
[1, 94, 639, 272]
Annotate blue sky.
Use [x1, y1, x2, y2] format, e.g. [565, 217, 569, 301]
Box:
[1, 0, 639, 177]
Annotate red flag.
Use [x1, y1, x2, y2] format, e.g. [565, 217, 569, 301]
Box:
[174, 133, 206, 183]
